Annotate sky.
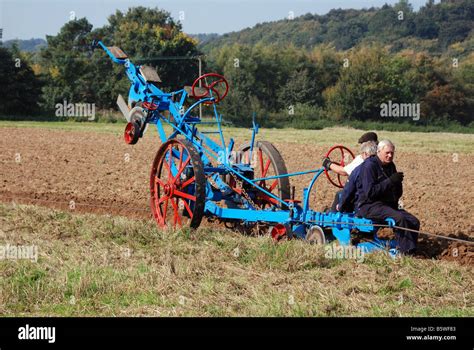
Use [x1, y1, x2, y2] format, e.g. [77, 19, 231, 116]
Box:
[0, 0, 435, 41]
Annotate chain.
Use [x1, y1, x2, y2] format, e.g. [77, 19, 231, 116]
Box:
[228, 171, 258, 209]
[206, 171, 258, 209]
[206, 175, 220, 190]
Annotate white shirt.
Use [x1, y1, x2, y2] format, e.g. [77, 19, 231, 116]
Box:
[344, 155, 363, 176]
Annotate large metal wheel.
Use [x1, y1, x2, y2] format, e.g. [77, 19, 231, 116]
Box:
[237, 141, 290, 209]
[150, 138, 206, 229]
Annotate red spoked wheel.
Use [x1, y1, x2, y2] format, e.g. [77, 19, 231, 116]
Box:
[324, 145, 355, 188]
[150, 139, 206, 229]
[236, 141, 290, 209]
[124, 106, 148, 145]
[124, 120, 141, 145]
[191, 73, 229, 104]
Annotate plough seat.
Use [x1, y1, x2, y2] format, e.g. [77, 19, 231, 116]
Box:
[139, 65, 162, 83]
[107, 46, 128, 59]
[184, 86, 210, 98]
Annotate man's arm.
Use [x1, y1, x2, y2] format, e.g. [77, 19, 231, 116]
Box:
[329, 163, 348, 176]
[343, 156, 363, 176]
[359, 161, 393, 202]
[331, 155, 362, 176]
[392, 163, 403, 200]
[323, 157, 349, 176]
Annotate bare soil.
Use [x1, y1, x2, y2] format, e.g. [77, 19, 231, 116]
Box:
[1, 127, 472, 264]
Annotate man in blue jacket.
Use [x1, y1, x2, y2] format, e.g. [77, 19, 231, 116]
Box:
[337, 140, 378, 213]
[355, 140, 419, 254]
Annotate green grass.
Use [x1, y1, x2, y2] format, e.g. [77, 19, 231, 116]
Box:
[287, 118, 474, 134]
[0, 120, 123, 134]
[1, 120, 473, 153]
[0, 203, 472, 317]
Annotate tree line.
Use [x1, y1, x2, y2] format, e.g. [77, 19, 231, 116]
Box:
[206, 42, 473, 128]
[0, 2, 472, 130]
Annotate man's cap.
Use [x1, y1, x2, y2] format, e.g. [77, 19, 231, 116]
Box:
[358, 132, 378, 144]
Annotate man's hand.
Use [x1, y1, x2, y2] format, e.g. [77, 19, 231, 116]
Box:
[322, 157, 333, 171]
[389, 172, 404, 184]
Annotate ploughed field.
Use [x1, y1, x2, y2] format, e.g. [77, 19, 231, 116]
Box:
[0, 124, 472, 265]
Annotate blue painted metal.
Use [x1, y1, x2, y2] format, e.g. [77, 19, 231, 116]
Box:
[252, 168, 323, 182]
[302, 169, 325, 222]
[96, 40, 399, 255]
[248, 112, 259, 164]
[205, 201, 291, 222]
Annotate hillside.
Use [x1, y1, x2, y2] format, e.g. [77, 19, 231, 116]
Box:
[2, 38, 47, 52]
[199, 0, 474, 53]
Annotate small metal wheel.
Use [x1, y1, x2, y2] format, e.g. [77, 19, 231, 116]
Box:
[123, 120, 141, 145]
[124, 105, 148, 145]
[305, 225, 326, 245]
[269, 224, 291, 241]
[150, 138, 206, 229]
